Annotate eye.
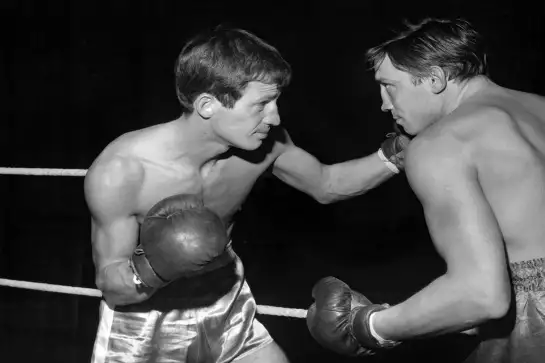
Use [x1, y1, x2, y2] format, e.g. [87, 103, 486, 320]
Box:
[256, 101, 268, 111]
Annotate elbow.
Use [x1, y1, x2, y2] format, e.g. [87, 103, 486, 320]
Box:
[450, 265, 512, 323]
[470, 282, 511, 321]
[480, 272, 512, 320]
[315, 188, 367, 204]
[315, 191, 335, 204]
[480, 289, 511, 320]
[95, 272, 127, 307]
[315, 175, 341, 204]
[96, 281, 129, 307]
[314, 166, 337, 204]
[95, 274, 117, 304]
[95, 273, 107, 294]
[95, 268, 153, 307]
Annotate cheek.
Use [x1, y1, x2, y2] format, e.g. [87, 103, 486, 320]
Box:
[388, 88, 403, 107]
[215, 112, 258, 137]
[388, 92, 404, 112]
[395, 92, 420, 114]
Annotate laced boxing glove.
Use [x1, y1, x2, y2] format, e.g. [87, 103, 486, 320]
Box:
[306, 276, 400, 357]
[129, 194, 233, 289]
[378, 124, 411, 173]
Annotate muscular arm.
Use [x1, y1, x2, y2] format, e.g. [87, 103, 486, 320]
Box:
[272, 129, 396, 204]
[84, 156, 155, 306]
[372, 126, 511, 340]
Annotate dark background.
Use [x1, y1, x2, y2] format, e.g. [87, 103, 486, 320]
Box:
[0, 1, 544, 362]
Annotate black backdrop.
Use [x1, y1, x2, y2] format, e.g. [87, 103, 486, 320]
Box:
[1, 1, 544, 362]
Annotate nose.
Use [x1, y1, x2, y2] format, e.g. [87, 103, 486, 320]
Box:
[264, 113, 280, 126]
[263, 102, 280, 126]
[380, 87, 393, 113]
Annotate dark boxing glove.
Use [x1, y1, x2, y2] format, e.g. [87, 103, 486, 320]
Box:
[379, 124, 410, 173]
[306, 276, 400, 357]
[129, 194, 233, 289]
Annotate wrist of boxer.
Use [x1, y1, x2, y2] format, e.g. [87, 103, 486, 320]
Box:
[129, 246, 169, 289]
[97, 260, 156, 306]
[128, 257, 146, 286]
[351, 304, 401, 350]
[377, 148, 400, 174]
[368, 310, 400, 347]
[129, 246, 235, 285]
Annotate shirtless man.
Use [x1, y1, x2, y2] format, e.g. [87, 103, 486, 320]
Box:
[84, 26, 408, 363]
[306, 18, 545, 363]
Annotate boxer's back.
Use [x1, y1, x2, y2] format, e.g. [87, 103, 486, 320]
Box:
[468, 86, 545, 262]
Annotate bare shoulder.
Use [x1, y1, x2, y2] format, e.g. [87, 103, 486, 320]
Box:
[405, 105, 512, 197]
[408, 103, 514, 157]
[84, 150, 145, 220]
[405, 128, 465, 202]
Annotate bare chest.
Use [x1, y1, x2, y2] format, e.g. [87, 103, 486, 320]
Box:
[135, 156, 271, 225]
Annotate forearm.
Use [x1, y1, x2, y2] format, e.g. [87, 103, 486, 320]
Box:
[371, 274, 500, 341]
[322, 152, 395, 203]
[97, 260, 156, 306]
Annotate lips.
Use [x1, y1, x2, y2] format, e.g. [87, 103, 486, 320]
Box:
[253, 130, 269, 139]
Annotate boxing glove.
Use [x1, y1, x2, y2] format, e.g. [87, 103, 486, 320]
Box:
[306, 276, 400, 357]
[129, 194, 232, 289]
[379, 124, 410, 173]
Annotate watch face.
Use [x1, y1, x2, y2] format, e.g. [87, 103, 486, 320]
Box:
[128, 258, 143, 285]
[133, 274, 143, 285]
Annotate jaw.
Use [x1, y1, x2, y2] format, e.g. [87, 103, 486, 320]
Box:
[169, 119, 231, 165]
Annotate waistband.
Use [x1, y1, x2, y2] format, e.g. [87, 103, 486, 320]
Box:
[510, 257, 545, 293]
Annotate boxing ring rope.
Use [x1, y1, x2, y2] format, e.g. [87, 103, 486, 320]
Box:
[0, 166, 308, 319]
[0, 167, 87, 176]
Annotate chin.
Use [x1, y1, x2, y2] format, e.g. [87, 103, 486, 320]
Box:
[232, 140, 262, 151]
[405, 128, 418, 136]
[396, 123, 413, 136]
[400, 121, 425, 136]
[244, 143, 262, 151]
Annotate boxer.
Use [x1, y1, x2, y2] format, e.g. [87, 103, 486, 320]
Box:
[307, 17, 545, 363]
[85, 25, 409, 362]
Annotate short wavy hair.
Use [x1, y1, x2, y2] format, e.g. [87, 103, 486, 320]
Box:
[366, 18, 488, 83]
[174, 26, 292, 113]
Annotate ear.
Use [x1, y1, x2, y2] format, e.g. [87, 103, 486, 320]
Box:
[428, 66, 447, 94]
[194, 93, 218, 119]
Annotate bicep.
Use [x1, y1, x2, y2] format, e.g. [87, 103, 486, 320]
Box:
[84, 157, 143, 270]
[90, 214, 139, 271]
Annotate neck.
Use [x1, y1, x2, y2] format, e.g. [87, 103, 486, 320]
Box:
[442, 76, 491, 115]
[165, 114, 230, 168]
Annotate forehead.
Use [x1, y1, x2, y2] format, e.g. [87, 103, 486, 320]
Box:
[241, 81, 279, 99]
[374, 55, 411, 83]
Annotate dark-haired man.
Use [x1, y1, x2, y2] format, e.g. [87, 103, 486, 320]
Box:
[85, 26, 408, 363]
[307, 18, 545, 363]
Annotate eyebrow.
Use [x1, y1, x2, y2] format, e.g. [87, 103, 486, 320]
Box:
[375, 77, 393, 84]
[255, 93, 280, 103]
